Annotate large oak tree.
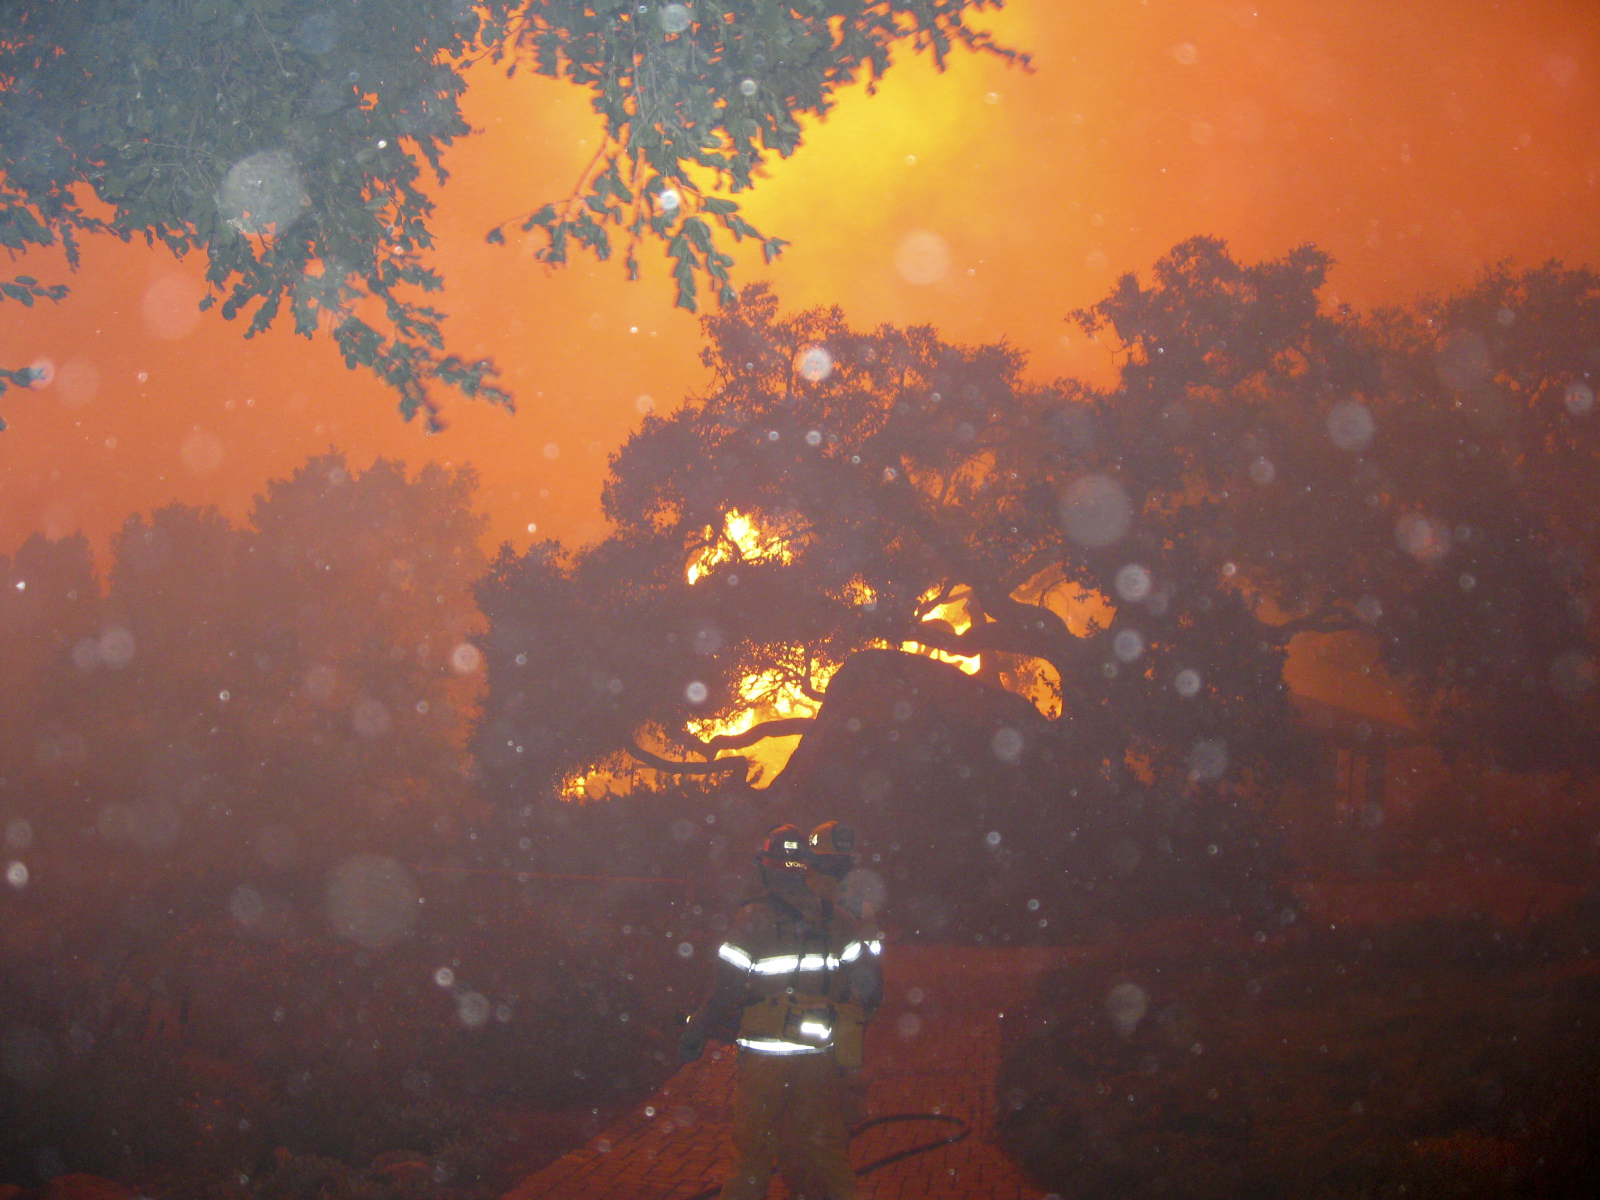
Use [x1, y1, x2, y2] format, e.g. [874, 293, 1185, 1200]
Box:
[476, 240, 1598, 817]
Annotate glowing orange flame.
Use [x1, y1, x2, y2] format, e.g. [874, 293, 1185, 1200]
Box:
[686, 510, 792, 584]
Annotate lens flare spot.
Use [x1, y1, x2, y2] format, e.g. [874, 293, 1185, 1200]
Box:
[1106, 982, 1148, 1034]
[1326, 400, 1375, 450]
[325, 854, 419, 949]
[990, 727, 1023, 764]
[451, 642, 483, 674]
[1396, 512, 1452, 565]
[1059, 475, 1133, 547]
[1113, 629, 1145, 662]
[658, 3, 691, 34]
[220, 149, 306, 233]
[142, 275, 205, 340]
[1189, 739, 1228, 782]
[1115, 563, 1152, 601]
[893, 229, 952, 285]
[181, 428, 225, 475]
[1564, 380, 1594, 417]
[796, 345, 834, 383]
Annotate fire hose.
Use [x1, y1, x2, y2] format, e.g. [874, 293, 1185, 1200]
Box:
[676, 1111, 971, 1200]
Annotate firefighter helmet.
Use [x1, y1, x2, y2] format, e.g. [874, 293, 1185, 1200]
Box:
[754, 823, 811, 870]
[808, 821, 857, 878]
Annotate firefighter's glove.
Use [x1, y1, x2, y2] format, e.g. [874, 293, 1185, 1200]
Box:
[678, 1022, 707, 1063]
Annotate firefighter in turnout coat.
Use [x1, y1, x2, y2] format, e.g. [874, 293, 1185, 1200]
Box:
[680, 824, 884, 1200]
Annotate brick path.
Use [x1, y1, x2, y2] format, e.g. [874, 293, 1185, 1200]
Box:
[502, 945, 1067, 1200]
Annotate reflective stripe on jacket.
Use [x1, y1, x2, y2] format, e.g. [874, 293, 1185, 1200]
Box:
[714, 891, 881, 1055]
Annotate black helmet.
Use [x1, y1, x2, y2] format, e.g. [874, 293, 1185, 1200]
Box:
[755, 823, 811, 870]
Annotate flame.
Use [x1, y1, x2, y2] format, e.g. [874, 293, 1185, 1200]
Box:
[688, 661, 836, 778]
[569, 555, 1073, 798]
[686, 510, 792, 584]
[902, 589, 983, 675]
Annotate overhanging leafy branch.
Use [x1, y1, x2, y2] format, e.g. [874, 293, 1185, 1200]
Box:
[1, 0, 1025, 423]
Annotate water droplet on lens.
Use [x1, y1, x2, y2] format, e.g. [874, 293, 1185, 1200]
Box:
[990, 728, 1023, 764]
[1564, 380, 1594, 417]
[796, 345, 834, 383]
[1059, 475, 1133, 547]
[1326, 400, 1375, 451]
[1106, 982, 1148, 1034]
[1115, 563, 1152, 602]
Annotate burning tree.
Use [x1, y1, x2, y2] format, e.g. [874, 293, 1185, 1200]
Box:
[475, 239, 1597, 924]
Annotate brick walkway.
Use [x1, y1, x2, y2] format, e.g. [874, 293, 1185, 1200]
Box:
[502, 945, 1067, 1200]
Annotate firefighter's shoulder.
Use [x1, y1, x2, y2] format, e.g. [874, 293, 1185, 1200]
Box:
[724, 895, 783, 944]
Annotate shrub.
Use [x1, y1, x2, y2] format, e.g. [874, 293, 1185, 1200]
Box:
[997, 913, 1600, 1199]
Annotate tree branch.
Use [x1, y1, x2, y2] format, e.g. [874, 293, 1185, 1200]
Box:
[904, 609, 1066, 663]
[625, 736, 750, 776]
[702, 715, 817, 754]
[798, 657, 827, 704]
[832, 451, 1098, 681]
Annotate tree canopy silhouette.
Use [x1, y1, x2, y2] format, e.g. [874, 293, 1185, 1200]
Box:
[1, 453, 488, 877]
[0, 0, 1024, 427]
[476, 238, 1598, 818]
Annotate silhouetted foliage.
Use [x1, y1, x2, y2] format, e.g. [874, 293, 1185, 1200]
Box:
[999, 907, 1600, 1200]
[0, 868, 701, 1194]
[0, 453, 488, 882]
[1355, 263, 1600, 769]
[0, 533, 102, 848]
[477, 239, 1599, 924]
[0, 0, 1023, 424]
[226, 453, 488, 867]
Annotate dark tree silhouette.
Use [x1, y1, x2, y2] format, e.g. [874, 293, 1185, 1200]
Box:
[2, 454, 491, 880]
[219, 452, 491, 866]
[0, 533, 102, 849]
[1353, 263, 1600, 769]
[478, 239, 1598, 820]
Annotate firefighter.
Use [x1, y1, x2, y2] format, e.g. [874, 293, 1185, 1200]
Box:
[805, 821, 881, 1135]
[680, 823, 883, 1200]
[806, 821, 879, 923]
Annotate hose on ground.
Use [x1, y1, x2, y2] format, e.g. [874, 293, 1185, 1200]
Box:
[676, 1111, 971, 1200]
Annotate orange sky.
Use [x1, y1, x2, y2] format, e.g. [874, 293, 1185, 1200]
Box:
[2, 0, 1597, 564]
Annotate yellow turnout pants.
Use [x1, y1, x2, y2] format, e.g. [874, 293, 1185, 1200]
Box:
[718, 1049, 858, 1200]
